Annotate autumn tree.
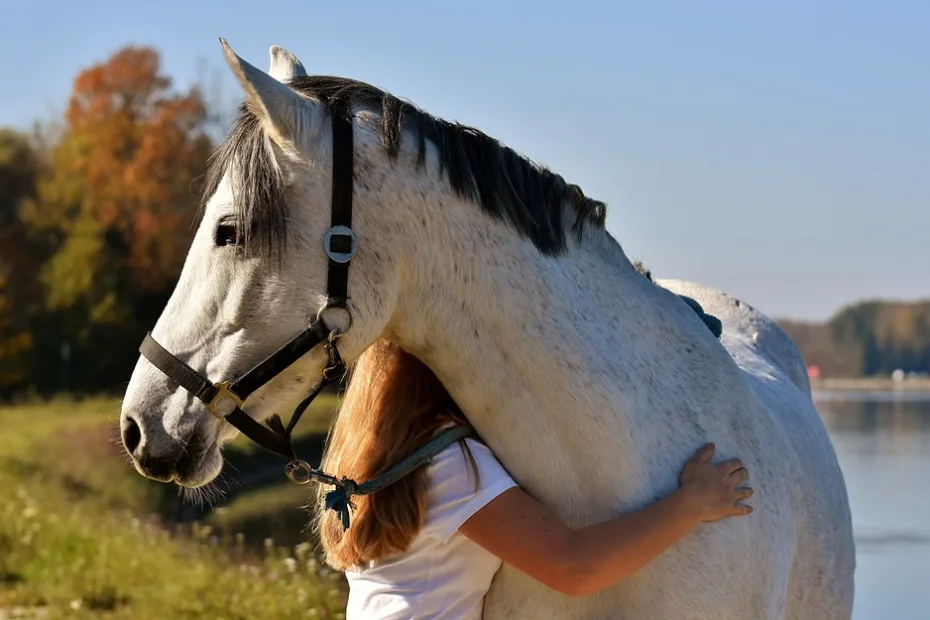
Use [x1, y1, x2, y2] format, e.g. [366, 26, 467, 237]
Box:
[21, 45, 214, 391]
[0, 128, 42, 391]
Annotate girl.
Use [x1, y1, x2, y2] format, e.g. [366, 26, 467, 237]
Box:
[316, 340, 754, 619]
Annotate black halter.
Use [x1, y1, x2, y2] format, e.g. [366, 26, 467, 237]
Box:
[139, 99, 357, 479]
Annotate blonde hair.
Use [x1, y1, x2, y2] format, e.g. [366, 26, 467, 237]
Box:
[314, 339, 474, 570]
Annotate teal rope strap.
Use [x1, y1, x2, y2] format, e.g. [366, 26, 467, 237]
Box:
[323, 424, 475, 530]
[678, 295, 723, 339]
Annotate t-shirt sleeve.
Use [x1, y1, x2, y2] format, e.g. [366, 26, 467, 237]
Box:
[422, 437, 518, 543]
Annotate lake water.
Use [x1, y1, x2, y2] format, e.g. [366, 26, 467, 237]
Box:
[815, 390, 930, 620]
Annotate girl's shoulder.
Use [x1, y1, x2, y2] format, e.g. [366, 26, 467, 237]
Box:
[429, 436, 493, 467]
[423, 437, 519, 542]
[426, 436, 507, 487]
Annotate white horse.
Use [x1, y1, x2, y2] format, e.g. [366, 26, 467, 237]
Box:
[120, 41, 855, 619]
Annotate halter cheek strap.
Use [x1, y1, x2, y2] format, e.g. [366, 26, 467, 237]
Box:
[326, 94, 356, 308]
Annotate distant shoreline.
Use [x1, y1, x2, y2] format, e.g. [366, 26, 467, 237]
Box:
[811, 377, 930, 392]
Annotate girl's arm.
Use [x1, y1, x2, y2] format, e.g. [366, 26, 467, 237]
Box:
[459, 443, 753, 597]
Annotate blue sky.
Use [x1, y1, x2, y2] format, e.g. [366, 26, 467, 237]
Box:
[4, 0, 928, 320]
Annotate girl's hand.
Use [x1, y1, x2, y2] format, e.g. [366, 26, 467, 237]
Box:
[461, 441, 755, 597]
[678, 443, 754, 523]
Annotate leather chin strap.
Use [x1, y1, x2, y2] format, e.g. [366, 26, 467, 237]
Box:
[138, 99, 356, 467]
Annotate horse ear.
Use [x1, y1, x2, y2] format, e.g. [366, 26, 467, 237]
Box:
[220, 38, 320, 147]
[268, 45, 307, 82]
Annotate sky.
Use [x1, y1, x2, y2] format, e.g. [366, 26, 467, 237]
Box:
[3, 0, 928, 320]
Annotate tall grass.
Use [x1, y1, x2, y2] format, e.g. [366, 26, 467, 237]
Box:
[0, 397, 346, 619]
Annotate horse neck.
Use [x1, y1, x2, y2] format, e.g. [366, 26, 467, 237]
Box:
[385, 194, 737, 521]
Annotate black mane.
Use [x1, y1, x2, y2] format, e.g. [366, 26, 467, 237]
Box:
[202, 75, 607, 257]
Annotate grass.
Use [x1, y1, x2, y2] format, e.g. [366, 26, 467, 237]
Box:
[208, 482, 317, 551]
[0, 396, 347, 619]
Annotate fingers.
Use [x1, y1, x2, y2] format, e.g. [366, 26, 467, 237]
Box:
[693, 443, 716, 463]
[728, 467, 749, 484]
[717, 458, 744, 475]
[735, 487, 754, 501]
[730, 487, 754, 517]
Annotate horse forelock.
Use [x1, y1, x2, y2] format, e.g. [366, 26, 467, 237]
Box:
[200, 106, 289, 260]
[201, 74, 608, 258]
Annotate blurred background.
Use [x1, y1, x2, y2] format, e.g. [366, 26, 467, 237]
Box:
[1, 1, 927, 618]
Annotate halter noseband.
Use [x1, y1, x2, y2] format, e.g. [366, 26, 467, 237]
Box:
[138, 99, 357, 482]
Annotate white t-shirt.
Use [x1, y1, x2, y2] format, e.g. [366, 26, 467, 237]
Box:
[345, 438, 518, 620]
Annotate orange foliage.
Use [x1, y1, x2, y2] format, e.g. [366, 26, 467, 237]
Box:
[33, 45, 212, 300]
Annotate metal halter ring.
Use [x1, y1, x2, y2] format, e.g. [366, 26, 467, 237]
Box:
[285, 460, 314, 485]
[316, 303, 352, 331]
[324, 225, 357, 264]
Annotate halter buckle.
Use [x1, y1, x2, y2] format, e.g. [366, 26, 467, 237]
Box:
[324, 225, 357, 264]
[206, 380, 245, 420]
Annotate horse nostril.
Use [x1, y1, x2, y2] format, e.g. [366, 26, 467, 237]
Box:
[123, 416, 142, 455]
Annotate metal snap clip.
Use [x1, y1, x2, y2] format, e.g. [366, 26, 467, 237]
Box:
[285, 460, 314, 485]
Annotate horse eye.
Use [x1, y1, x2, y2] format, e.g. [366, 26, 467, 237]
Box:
[215, 224, 241, 247]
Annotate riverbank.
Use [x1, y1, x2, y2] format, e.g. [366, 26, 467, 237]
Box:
[811, 377, 930, 392]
